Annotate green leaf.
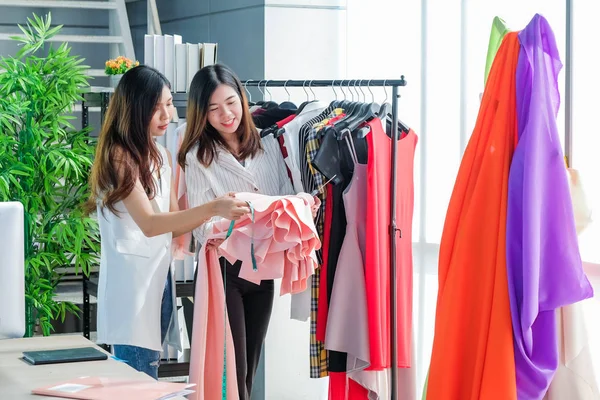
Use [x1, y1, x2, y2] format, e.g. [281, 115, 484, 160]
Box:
[46, 25, 62, 40]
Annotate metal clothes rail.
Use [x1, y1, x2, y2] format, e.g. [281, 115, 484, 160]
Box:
[240, 78, 407, 400]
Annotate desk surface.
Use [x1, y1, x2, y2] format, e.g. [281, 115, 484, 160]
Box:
[0, 335, 186, 399]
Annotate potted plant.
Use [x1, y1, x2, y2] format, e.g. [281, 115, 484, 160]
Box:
[105, 55, 139, 87]
[0, 13, 100, 336]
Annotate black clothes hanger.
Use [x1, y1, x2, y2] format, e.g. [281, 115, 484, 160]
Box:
[378, 103, 391, 120]
[279, 101, 297, 110]
[277, 82, 297, 111]
[261, 101, 279, 110]
[254, 80, 268, 106]
[339, 102, 379, 133]
[252, 108, 295, 129]
[260, 124, 278, 138]
[342, 82, 380, 129]
[376, 83, 409, 138]
[295, 81, 316, 114]
[385, 117, 410, 139]
[296, 99, 318, 115]
[338, 128, 368, 164]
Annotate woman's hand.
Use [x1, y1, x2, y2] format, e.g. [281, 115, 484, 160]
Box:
[206, 238, 225, 251]
[311, 196, 321, 218]
[212, 194, 250, 220]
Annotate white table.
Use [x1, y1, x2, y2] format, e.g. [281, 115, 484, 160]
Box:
[0, 335, 186, 399]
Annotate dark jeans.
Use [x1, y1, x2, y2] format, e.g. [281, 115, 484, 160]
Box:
[113, 272, 173, 379]
[220, 259, 274, 400]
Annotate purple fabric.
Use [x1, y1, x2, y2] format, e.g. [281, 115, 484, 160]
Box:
[507, 14, 594, 400]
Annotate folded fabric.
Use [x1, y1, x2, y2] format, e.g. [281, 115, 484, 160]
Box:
[213, 192, 321, 295]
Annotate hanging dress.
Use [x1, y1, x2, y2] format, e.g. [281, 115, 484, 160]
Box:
[365, 118, 417, 370]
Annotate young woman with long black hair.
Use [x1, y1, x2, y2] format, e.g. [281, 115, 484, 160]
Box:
[86, 65, 250, 379]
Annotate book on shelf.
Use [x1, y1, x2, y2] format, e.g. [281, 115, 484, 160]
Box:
[186, 43, 201, 92]
[143, 34, 154, 67]
[153, 35, 165, 75]
[163, 34, 180, 86]
[201, 43, 218, 67]
[174, 43, 187, 93]
[143, 34, 219, 93]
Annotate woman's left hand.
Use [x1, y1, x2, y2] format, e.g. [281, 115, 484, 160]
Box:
[206, 238, 225, 252]
[311, 196, 321, 218]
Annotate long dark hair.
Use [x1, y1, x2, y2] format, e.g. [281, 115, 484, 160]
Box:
[178, 63, 261, 169]
[85, 65, 171, 215]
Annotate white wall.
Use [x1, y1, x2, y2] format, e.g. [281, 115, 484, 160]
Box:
[262, 2, 346, 399]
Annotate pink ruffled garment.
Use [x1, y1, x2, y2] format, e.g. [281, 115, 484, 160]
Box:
[188, 192, 321, 400]
[214, 192, 320, 294]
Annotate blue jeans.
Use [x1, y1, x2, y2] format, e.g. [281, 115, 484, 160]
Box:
[113, 272, 173, 379]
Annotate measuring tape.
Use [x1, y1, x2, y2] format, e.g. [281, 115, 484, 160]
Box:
[221, 201, 256, 399]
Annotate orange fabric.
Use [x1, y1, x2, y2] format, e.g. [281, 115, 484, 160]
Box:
[426, 32, 520, 400]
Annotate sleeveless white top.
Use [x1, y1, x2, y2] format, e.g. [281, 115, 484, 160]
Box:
[96, 143, 177, 351]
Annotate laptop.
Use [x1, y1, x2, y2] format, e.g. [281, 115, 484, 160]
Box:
[22, 346, 108, 365]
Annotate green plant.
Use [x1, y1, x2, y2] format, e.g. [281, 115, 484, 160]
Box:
[0, 13, 100, 336]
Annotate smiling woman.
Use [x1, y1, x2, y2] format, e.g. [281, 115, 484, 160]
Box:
[178, 64, 263, 169]
[179, 63, 298, 400]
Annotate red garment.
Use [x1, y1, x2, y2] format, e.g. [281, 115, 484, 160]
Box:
[275, 114, 296, 181]
[277, 114, 296, 128]
[316, 183, 334, 342]
[277, 135, 293, 181]
[365, 120, 417, 369]
[328, 372, 370, 400]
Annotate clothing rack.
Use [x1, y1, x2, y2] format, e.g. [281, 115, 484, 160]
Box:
[241, 78, 407, 400]
[565, 0, 573, 166]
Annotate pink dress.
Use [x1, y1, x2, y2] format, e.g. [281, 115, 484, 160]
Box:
[365, 120, 418, 370]
[188, 193, 321, 400]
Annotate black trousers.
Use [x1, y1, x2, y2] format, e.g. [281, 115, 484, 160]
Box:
[220, 259, 274, 400]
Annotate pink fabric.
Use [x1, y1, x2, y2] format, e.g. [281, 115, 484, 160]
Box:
[212, 192, 321, 295]
[365, 120, 417, 370]
[188, 244, 240, 400]
[189, 193, 321, 400]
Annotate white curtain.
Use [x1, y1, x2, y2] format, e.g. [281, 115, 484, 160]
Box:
[345, 0, 600, 398]
[571, 1, 600, 397]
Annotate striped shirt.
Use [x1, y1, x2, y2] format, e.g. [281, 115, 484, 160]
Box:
[184, 135, 295, 246]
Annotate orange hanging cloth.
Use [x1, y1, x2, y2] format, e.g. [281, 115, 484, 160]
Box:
[426, 32, 520, 400]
